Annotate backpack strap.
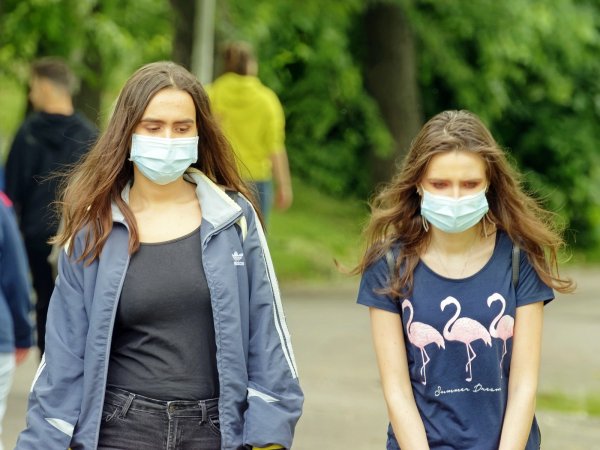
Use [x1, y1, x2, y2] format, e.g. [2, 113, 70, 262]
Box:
[512, 244, 520, 288]
[385, 249, 395, 279]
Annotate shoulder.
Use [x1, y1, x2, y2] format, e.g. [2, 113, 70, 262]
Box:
[206, 74, 232, 94]
[257, 83, 283, 108]
[12, 113, 40, 139]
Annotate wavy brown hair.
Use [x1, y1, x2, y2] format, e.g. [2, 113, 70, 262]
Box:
[356, 110, 574, 296]
[54, 61, 256, 263]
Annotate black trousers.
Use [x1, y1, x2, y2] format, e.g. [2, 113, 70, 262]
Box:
[25, 243, 54, 356]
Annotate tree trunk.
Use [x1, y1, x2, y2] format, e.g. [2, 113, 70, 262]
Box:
[170, 0, 197, 70]
[361, 2, 422, 183]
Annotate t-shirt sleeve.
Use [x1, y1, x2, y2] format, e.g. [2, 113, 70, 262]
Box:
[357, 255, 401, 313]
[516, 250, 555, 307]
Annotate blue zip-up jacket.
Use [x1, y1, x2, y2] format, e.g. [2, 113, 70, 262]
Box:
[16, 170, 303, 449]
[0, 191, 33, 353]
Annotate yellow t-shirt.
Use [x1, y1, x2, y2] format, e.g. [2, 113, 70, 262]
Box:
[206, 73, 285, 182]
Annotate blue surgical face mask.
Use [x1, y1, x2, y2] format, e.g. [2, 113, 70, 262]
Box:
[420, 188, 489, 233]
[129, 134, 199, 185]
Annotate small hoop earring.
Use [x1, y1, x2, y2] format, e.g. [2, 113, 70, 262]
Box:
[422, 215, 429, 232]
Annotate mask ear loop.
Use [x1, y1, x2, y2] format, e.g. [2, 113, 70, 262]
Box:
[417, 186, 429, 232]
[483, 185, 491, 238]
[482, 215, 488, 238]
[422, 215, 430, 232]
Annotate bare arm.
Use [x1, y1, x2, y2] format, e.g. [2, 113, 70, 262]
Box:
[498, 302, 544, 450]
[270, 150, 292, 210]
[370, 307, 430, 450]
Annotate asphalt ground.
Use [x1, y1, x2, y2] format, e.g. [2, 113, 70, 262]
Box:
[2, 267, 599, 449]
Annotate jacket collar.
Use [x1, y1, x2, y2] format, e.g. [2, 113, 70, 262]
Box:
[110, 168, 242, 229]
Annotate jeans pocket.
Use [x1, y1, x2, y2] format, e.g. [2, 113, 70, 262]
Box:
[207, 414, 220, 436]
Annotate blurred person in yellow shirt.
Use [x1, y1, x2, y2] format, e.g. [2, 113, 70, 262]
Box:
[207, 42, 292, 226]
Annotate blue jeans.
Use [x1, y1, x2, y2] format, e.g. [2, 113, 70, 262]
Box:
[248, 181, 273, 226]
[98, 387, 221, 450]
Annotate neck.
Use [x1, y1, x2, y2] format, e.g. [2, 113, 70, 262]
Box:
[129, 171, 196, 210]
[42, 98, 74, 115]
[429, 224, 482, 255]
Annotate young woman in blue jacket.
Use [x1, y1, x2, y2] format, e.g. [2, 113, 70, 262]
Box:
[16, 61, 303, 450]
[356, 110, 574, 449]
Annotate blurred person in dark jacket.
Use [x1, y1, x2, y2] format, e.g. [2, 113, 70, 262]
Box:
[5, 57, 97, 356]
[0, 191, 33, 450]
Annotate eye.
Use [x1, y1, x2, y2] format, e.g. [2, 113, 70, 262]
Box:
[430, 181, 449, 189]
[462, 181, 482, 189]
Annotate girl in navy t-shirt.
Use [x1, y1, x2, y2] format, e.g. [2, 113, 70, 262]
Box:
[356, 110, 574, 450]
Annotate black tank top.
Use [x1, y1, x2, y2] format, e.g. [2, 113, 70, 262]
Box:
[106, 224, 218, 400]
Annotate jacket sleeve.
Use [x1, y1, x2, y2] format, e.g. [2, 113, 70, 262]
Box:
[0, 201, 33, 348]
[16, 239, 89, 449]
[240, 201, 303, 449]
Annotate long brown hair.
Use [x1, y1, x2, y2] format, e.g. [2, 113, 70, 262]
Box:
[356, 110, 574, 296]
[54, 61, 255, 263]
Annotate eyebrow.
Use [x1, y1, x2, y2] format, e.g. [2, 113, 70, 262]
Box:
[139, 118, 196, 124]
[426, 178, 485, 184]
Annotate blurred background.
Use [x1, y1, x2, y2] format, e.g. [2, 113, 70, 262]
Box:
[2, 0, 600, 278]
[1, 0, 599, 447]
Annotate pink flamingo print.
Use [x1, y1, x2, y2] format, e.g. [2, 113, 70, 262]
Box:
[487, 293, 514, 375]
[440, 296, 492, 382]
[402, 299, 445, 385]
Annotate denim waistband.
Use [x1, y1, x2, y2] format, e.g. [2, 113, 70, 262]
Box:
[104, 386, 219, 421]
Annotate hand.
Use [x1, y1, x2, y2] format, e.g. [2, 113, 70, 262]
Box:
[275, 184, 292, 211]
[15, 347, 30, 365]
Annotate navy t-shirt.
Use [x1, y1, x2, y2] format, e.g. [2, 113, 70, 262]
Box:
[357, 231, 554, 450]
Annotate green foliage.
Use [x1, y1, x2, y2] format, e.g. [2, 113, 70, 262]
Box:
[3, 0, 600, 251]
[216, 0, 393, 197]
[218, 0, 600, 249]
[402, 0, 600, 247]
[0, 0, 173, 122]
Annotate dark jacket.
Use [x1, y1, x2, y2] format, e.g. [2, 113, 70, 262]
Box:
[5, 112, 97, 250]
[0, 191, 33, 352]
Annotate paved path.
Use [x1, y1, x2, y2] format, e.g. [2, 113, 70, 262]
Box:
[2, 268, 599, 449]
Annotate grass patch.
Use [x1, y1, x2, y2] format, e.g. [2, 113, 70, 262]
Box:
[268, 177, 369, 283]
[537, 391, 600, 416]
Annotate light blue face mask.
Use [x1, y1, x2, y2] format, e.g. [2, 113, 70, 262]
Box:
[129, 134, 199, 185]
[421, 188, 489, 233]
